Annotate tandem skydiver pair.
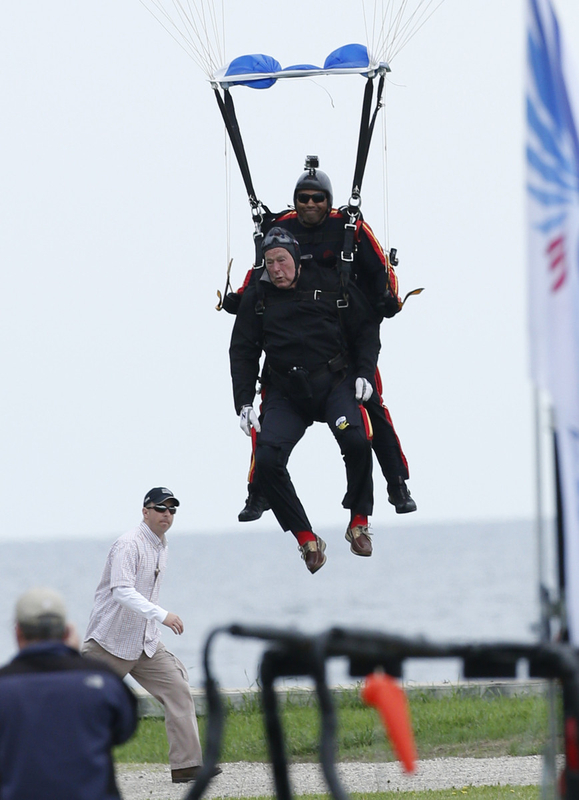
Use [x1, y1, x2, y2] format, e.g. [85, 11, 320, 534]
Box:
[226, 160, 417, 573]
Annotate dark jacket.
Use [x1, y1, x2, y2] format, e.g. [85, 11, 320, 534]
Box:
[0, 641, 137, 800]
[229, 259, 380, 413]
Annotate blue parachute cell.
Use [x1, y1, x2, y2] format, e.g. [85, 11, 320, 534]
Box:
[324, 43, 370, 70]
[224, 53, 281, 89]
[282, 63, 321, 72]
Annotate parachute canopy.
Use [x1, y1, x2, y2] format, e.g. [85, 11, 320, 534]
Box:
[139, 0, 444, 83]
[213, 44, 389, 90]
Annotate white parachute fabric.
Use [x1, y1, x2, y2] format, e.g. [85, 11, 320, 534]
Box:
[139, 0, 445, 81]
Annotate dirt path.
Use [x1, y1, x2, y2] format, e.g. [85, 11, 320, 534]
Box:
[117, 755, 549, 798]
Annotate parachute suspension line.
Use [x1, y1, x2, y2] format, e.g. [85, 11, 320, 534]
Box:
[218, 0, 228, 256]
[364, 0, 395, 64]
[376, 0, 411, 61]
[139, 0, 200, 64]
[219, 0, 226, 69]
[358, 0, 445, 65]
[220, 0, 232, 282]
[360, 0, 380, 61]
[139, 0, 225, 76]
[380, 87, 390, 253]
[385, 0, 445, 62]
[190, 0, 225, 69]
[224, 128, 231, 267]
[215, 121, 234, 311]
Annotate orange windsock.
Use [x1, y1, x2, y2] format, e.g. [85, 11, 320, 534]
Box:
[360, 672, 417, 774]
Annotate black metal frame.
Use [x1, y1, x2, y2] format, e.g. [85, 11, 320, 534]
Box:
[184, 624, 579, 799]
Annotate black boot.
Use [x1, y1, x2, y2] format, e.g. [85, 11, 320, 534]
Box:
[238, 486, 271, 522]
[387, 477, 417, 514]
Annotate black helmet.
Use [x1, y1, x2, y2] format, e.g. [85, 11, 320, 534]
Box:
[262, 227, 301, 267]
[294, 155, 333, 208]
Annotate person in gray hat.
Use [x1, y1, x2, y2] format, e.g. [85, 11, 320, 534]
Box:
[0, 587, 137, 800]
[82, 488, 220, 785]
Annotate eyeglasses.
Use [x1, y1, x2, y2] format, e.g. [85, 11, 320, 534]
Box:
[296, 192, 326, 204]
[148, 504, 177, 515]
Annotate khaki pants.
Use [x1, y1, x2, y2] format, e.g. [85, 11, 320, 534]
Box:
[82, 639, 202, 770]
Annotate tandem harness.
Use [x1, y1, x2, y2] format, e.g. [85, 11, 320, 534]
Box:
[267, 353, 348, 403]
[254, 284, 349, 316]
[252, 281, 350, 401]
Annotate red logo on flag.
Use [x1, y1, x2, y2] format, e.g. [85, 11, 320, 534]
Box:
[546, 236, 567, 291]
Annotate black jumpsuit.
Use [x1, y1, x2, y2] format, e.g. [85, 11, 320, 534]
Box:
[265, 208, 410, 482]
[230, 261, 380, 534]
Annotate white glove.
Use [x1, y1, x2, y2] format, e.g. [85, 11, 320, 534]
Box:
[239, 405, 261, 436]
[355, 377, 373, 403]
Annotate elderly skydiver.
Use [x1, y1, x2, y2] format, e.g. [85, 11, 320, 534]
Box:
[225, 158, 416, 523]
[230, 227, 380, 573]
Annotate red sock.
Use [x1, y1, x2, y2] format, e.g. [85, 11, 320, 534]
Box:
[350, 514, 368, 528]
[295, 530, 316, 546]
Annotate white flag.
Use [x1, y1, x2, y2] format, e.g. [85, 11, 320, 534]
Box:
[527, 0, 579, 643]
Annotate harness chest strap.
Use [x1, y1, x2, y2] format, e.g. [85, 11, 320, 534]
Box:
[255, 288, 348, 313]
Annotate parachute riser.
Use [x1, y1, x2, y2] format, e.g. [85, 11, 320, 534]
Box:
[213, 85, 272, 280]
[250, 200, 267, 269]
[350, 74, 385, 201]
[339, 73, 386, 297]
[212, 87, 268, 224]
[339, 215, 358, 303]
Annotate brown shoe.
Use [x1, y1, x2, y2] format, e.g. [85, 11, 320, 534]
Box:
[299, 535, 327, 574]
[345, 523, 373, 556]
[171, 765, 223, 783]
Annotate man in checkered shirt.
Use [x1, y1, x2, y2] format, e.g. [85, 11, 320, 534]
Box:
[82, 487, 221, 785]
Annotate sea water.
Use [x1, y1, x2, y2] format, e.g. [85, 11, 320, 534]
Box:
[0, 520, 544, 688]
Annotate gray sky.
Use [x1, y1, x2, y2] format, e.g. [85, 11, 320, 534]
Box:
[2, 0, 578, 542]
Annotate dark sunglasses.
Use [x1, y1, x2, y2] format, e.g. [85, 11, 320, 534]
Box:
[297, 192, 326, 204]
[149, 504, 177, 515]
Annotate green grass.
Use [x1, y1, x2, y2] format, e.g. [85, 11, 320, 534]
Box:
[114, 688, 554, 764]
[215, 792, 538, 800]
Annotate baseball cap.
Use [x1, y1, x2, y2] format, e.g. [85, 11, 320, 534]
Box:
[16, 587, 67, 628]
[143, 487, 180, 507]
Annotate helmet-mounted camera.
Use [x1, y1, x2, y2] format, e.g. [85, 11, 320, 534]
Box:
[294, 156, 333, 209]
[304, 155, 319, 174]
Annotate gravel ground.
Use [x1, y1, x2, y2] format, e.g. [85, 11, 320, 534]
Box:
[117, 756, 553, 799]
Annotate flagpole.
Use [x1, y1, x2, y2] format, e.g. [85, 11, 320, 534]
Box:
[534, 389, 559, 800]
[534, 388, 548, 640]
